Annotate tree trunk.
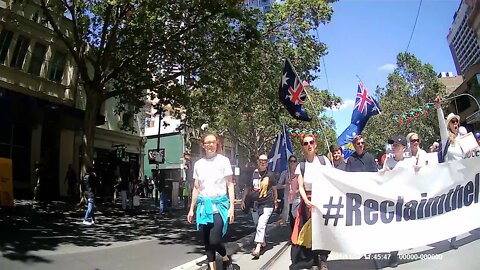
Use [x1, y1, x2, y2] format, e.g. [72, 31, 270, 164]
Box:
[81, 86, 102, 174]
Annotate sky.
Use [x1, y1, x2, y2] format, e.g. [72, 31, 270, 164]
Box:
[311, 0, 462, 135]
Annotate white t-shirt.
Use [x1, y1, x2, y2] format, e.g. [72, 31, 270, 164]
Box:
[294, 156, 332, 191]
[193, 154, 233, 198]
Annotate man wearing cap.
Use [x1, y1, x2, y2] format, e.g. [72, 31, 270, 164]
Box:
[381, 135, 415, 172]
[379, 135, 415, 267]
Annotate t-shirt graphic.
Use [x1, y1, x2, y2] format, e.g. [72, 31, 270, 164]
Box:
[259, 176, 270, 198]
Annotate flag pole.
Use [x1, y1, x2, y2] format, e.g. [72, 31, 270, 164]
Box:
[286, 59, 331, 153]
[281, 122, 290, 176]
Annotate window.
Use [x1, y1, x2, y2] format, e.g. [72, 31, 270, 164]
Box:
[49, 51, 66, 82]
[10, 35, 30, 69]
[0, 30, 14, 64]
[28, 42, 46, 76]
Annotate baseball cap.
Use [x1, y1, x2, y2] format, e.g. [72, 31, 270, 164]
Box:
[388, 135, 407, 146]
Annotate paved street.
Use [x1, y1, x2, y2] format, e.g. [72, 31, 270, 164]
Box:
[0, 198, 268, 270]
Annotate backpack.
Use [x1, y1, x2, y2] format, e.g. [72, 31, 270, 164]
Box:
[437, 139, 450, 164]
[299, 155, 327, 177]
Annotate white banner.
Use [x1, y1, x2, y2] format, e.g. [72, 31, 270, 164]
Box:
[311, 156, 480, 254]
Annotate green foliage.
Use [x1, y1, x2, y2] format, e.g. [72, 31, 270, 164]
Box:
[180, 0, 341, 162]
[362, 52, 446, 155]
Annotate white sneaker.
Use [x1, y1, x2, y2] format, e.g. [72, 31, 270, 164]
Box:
[82, 220, 93, 225]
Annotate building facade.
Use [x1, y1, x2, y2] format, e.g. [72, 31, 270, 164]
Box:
[447, 0, 480, 76]
[0, 0, 143, 200]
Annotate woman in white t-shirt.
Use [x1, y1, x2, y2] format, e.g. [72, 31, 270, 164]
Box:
[290, 134, 332, 270]
[187, 132, 234, 270]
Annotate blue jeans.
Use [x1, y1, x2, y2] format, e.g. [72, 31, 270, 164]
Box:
[159, 191, 170, 214]
[84, 198, 95, 221]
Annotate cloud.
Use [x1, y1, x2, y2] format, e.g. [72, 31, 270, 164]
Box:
[378, 63, 396, 72]
[326, 99, 355, 112]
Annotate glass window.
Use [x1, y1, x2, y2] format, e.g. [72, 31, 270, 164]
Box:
[0, 30, 14, 64]
[0, 121, 12, 144]
[49, 51, 66, 82]
[10, 35, 31, 70]
[12, 147, 30, 183]
[28, 42, 47, 76]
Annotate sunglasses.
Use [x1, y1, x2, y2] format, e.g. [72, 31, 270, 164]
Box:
[356, 142, 364, 146]
[258, 159, 268, 163]
[410, 139, 419, 143]
[302, 140, 315, 146]
[450, 120, 458, 124]
[289, 160, 297, 163]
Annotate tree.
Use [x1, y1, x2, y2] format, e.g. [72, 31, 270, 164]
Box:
[34, 0, 259, 171]
[181, 0, 341, 162]
[362, 52, 446, 155]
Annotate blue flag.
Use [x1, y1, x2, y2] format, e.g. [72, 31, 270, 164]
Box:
[279, 59, 312, 121]
[337, 82, 381, 148]
[268, 126, 293, 174]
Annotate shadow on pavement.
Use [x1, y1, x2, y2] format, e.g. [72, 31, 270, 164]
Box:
[0, 199, 259, 264]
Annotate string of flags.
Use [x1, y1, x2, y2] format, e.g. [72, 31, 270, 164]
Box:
[286, 128, 322, 137]
[392, 103, 433, 124]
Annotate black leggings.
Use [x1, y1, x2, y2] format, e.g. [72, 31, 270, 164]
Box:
[201, 213, 227, 262]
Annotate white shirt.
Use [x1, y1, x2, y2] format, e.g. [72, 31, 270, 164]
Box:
[193, 154, 233, 198]
[437, 108, 465, 161]
[294, 156, 332, 191]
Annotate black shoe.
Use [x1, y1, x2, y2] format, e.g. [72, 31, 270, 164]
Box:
[450, 241, 458, 250]
[389, 253, 398, 268]
[222, 256, 234, 270]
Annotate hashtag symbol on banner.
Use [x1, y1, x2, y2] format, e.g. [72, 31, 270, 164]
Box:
[322, 196, 344, 226]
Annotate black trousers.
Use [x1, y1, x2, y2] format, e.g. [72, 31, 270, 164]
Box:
[201, 213, 227, 262]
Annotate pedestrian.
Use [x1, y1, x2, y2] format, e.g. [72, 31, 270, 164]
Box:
[82, 166, 97, 225]
[345, 135, 378, 172]
[187, 132, 234, 270]
[159, 176, 172, 217]
[117, 169, 129, 211]
[33, 161, 45, 203]
[241, 154, 278, 259]
[434, 96, 469, 249]
[406, 132, 428, 169]
[277, 155, 298, 228]
[379, 135, 416, 267]
[182, 181, 190, 210]
[64, 164, 77, 202]
[331, 146, 346, 171]
[290, 134, 332, 270]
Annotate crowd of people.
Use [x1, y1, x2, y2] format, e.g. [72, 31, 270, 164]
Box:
[186, 95, 480, 270]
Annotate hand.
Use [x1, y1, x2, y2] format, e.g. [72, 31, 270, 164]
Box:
[413, 164, 422, 172]
[434, 96, 441, 109]
[241, 201, 245, 210]
[304, 199, 315, 208]
[187, 209, 194, 224]
[228, 207, 234, 224]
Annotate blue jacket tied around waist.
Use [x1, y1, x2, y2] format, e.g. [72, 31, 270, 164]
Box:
[196, 195, 230, 236]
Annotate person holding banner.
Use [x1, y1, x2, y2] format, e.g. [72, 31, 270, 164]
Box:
[345, 135, 378, 172]
[187, 132, 235, 270]
[435, 96, 469, 249]
[290, 134, 331, 270]
[406, 132, 428, 169]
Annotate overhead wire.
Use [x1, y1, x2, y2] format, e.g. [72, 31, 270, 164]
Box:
[406, 0, 423, 53]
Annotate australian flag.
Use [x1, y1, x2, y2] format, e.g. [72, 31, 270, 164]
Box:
[337, 82, 381, 147]
[279, 59, 312, 121]
[268, 126, 293, 174]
